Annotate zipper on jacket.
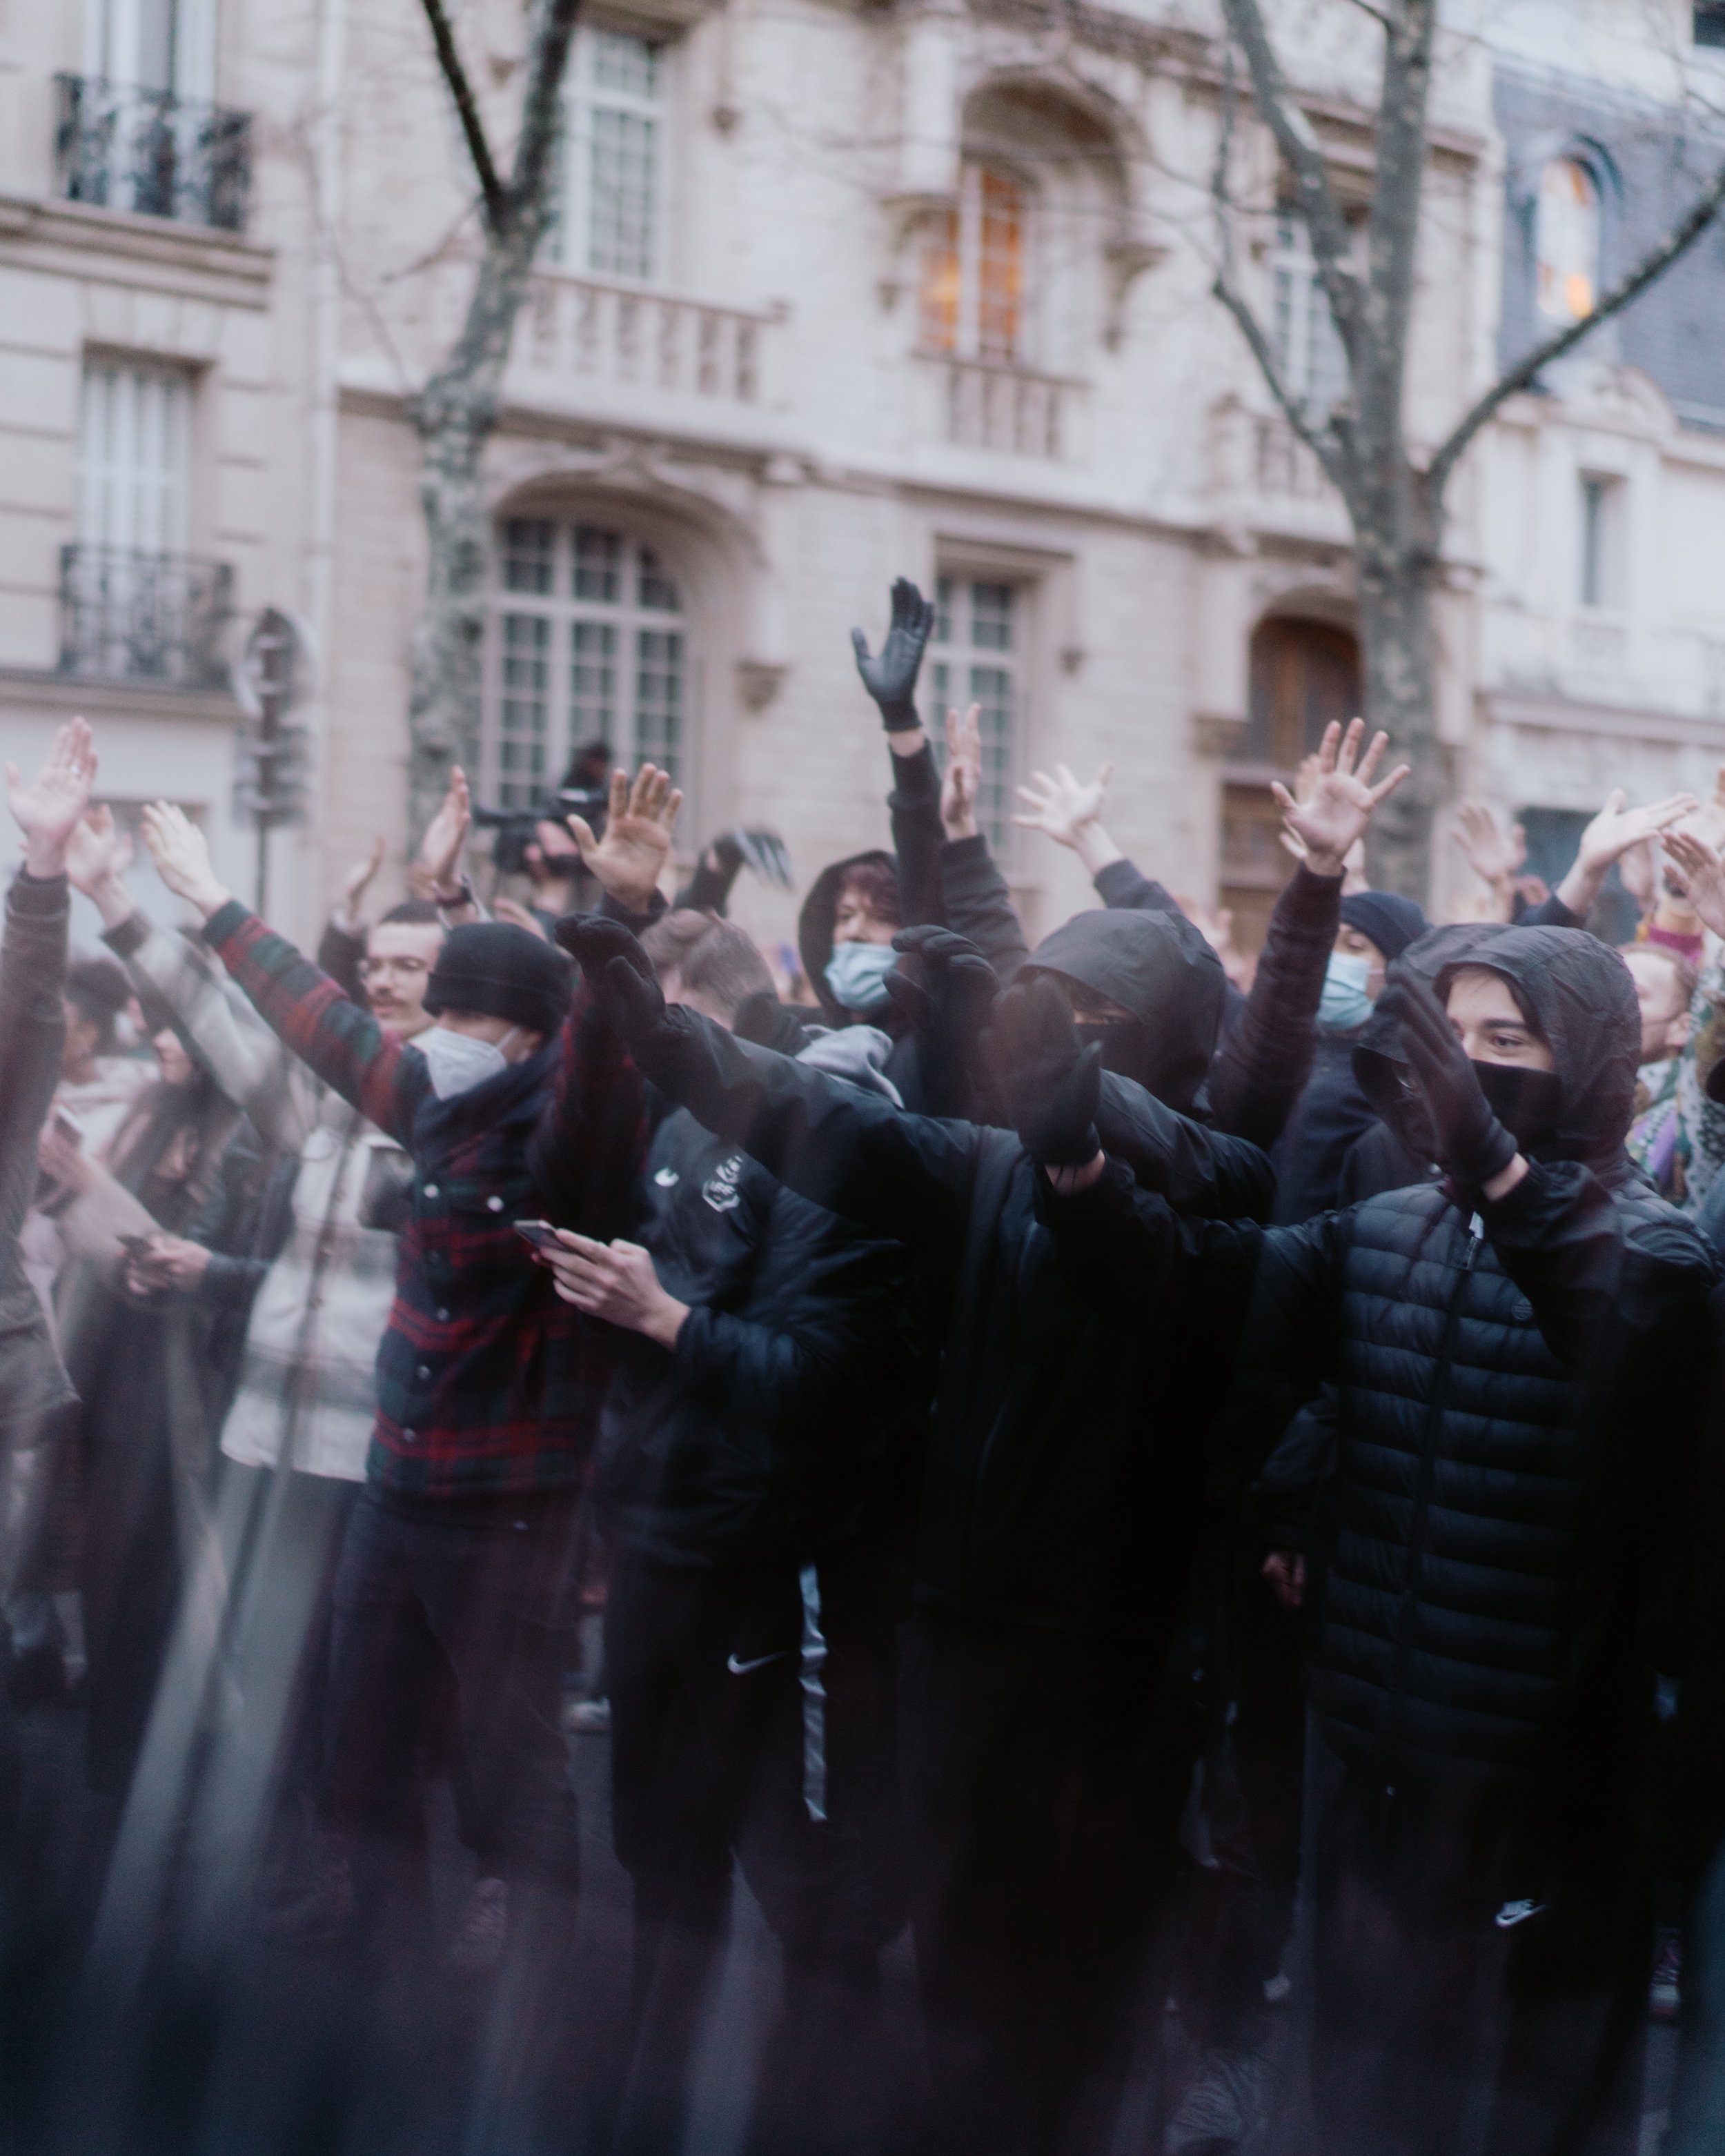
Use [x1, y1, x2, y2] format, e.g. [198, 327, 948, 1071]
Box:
[1383, 1210, 1481, 1797]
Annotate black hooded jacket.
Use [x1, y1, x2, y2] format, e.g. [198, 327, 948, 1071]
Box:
[1240, 924, 1719, 1792]
[625, 905, 1273, 1641]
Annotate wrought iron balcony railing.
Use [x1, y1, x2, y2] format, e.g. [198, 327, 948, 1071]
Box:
[59, 544, 235, 687]
[54, 75, 251, 234]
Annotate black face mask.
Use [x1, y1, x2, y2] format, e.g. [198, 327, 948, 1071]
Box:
[1075, 1018, 1150, 1084]
[1472, 1059, 1564, 1152]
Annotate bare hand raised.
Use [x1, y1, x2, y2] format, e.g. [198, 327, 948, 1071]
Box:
[1271, 719, 1410, 880]
[8, 718, 97, 877]
[566, 763, 683, 913]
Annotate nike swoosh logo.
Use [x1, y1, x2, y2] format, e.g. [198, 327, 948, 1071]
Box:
[654, 1168, 680, 1187]
[726, 1650, 791, 1676]
[1495, 1899, 1545, 1929]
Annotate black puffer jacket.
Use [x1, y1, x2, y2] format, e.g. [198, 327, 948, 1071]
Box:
[628, 907, 1273, 1641]
[1243, 924, 1718, 1790]
[596, 1100, 923, 1569]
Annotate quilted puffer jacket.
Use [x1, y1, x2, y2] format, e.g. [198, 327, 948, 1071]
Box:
[1243, 922, 1718, 1793]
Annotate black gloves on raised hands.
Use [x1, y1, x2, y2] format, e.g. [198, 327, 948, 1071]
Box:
[1375, 969, 1518, 1190]
[887, 925, 1000, 1118]
[986, 977, 1103, 1168]
[851, 577, 936, 732]
[555, 914, 676, 1053]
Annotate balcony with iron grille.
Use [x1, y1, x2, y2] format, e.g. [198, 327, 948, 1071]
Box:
[59, 544, 235, 689]
[53, 75, 251, 234]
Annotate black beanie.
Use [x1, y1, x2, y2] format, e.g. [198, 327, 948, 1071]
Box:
[1339, 889, 1428, 965]
[424, 922, 572, 1037]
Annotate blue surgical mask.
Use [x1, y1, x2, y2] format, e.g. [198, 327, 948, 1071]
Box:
[1319, 951, 1374, 1033]
[825, 940, 897, 1017]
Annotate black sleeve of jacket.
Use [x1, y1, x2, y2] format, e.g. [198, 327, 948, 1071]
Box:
[1029, 1154, 1267, 1318]
[673, 1203, 920, 1436]
[0, 871, 69, 1247]
[1236, 1210, 1351, 1396]
[940, 835, 1030, 983]
[1092, 858, 1181, 914]
[1336, 1120, 1428, 1206]
[889, 741, 945, 930]
[316, 916, 368, 1006]
[636, 1009, 982, 1263]
[1477, 1160, 1635, 1369]
[1096, 1071, 1276, 1223]
[1516, 892, 1582, 930]
[1205, 864, 1340, 1154]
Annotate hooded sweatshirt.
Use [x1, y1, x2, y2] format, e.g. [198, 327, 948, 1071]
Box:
[1240, 923, 1719, 1791]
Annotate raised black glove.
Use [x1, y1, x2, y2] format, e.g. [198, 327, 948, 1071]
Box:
[851, 577, 936, 732]
[554, 913, 673, 1051]
[1376, 970, 1518, 1189]
[887, 925, 1000, 1117]
[986, 977, 1103, 1168]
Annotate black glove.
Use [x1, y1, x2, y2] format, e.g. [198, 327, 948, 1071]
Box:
[554, 914, 673, 1051]
[985, 977, 1103, 1168]
[1376, 970, 1517, 1189]
[851, 577, 936, 732]
[887, 926, 1000, 1117]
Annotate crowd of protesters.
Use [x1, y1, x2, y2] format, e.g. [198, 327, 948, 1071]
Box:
[6, 576, 1725, 2156]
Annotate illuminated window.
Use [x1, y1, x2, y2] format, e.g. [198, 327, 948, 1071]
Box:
[486, 520, 686, 811]
[931, 576, 1021, 852]
[1537, 159, 1600, 324]
[919, 164, 1029, 364]
[1269, 215, 1350, 417]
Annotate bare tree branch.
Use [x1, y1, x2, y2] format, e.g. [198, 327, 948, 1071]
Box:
[1428, 154, 1725, 500]
[1212, 272, 1348, 486]
[1219, 0, 1361, 349]
[417, 0, 507, 232]
[510, 0, 584, 221]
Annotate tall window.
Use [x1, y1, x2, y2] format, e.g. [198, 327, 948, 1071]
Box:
[486, 520, 687, 811]
[86, 0, 216, 97]
[557, 30, 665, 281]
[1537, 159, 1600, 323]
[79, 358, 193, 555]
[1696, 3, 1725, 52]
[1270, 215, 1349, 417]
[919, 165, 1029, 364]
[1579, 475, 1624, 609]
[931, 577, 1019, 852]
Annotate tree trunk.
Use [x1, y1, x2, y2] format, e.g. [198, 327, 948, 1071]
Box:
[1356, 520, 1440, 899]
[405, 222, 542, 839]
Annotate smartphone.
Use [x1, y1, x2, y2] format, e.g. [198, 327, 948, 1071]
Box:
[513, 1219, 564, 1250]
[118, 1233, 155, 1258]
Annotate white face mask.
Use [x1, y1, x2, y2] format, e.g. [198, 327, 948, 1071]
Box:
[415, 1024, 519, 1099]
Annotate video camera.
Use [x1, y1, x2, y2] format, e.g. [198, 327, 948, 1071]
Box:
[473, 785, 609, 878]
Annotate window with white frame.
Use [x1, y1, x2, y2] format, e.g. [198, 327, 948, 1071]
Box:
[919, 164, 1031, 364]
[78, 357, 193, 555]
[931, 576, 1021, 853]
[555, 28, 667, 281]
[1537, 158, 1601, 324]
[1578, 473, 1625, 610]
[485, 518, 688, 811]
[1270, 214, 1350, 417]
[85, 0, 216, 97]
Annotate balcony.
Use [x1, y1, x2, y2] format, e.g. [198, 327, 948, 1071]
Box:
[515, 270, 778, 406]
[923, 352, 1081, 460]
[59, 544, 235, 688]
[54, 75, 251, 234]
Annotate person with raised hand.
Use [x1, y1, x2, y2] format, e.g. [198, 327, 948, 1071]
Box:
[133, 780, 649, 1978]
[554, 904, 1271, 2156]
[0, 720, 97, 1621]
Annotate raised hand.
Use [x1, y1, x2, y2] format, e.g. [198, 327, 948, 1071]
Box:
[554, 913, 674, 1051]
[8, 717, 97, 876]
[566, 764, 682, 913]
[941, 704, 983, 842]
[1452, 802, 1526, 892]
[65, 804, 133, 900]
[1662, 828, 1725, 941]
[417, 764, 472, 896]
[1376, 970, 1517, 1191]
[851, 577, 936, 730]
[141, 801, 231, 919]
[1014, 762, 1114, 849]
[1554, 787, 1698, 918]
[1271, 719, 1410, 879]
[339, 834, 387, 922]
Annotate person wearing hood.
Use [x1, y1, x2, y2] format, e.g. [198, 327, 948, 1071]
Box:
[1213, 923, 1717, 2156]
[555, 761, 1392, 2156]
[534, 908, 923, 2156]
[137, 791, 651, 1979]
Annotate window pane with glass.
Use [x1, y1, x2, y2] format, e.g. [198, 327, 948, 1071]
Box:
[1269, 215, 1349, 418]
[558, 28, 664, 283]
[918, 164, 1029, 364]
[485, 523, 688, 813]
[931, 576, 1021, 853]
[1537, 159, 1599, 324]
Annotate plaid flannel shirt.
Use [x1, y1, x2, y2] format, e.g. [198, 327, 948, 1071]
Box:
[204, 900, 646, 1499]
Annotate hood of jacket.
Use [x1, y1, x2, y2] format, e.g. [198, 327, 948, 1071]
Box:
[798, 849, 901, 1025]
[1352, 922, 1640, 1171]
[1022, 905, 1227, 1115]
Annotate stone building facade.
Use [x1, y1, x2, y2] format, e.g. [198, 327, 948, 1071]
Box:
[0, 0, 1719, 957]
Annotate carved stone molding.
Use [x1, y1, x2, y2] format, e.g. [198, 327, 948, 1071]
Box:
[736, 659, 787, 712]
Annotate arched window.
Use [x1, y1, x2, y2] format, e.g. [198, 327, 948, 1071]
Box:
[919, 164, 1029, 364]
[1536, 158, 1600, 324]
[484, 517, 687, 811]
